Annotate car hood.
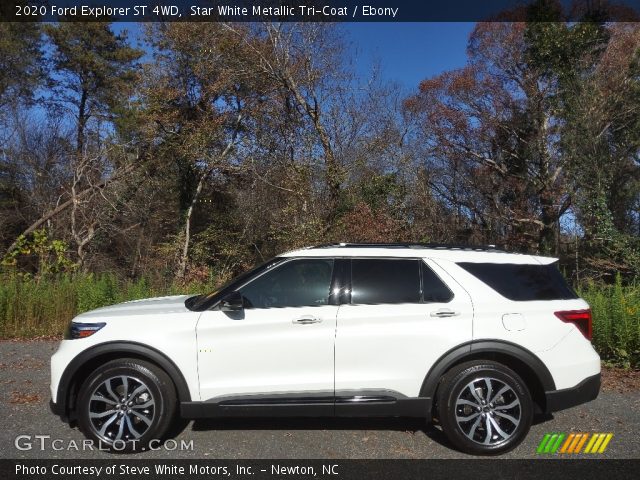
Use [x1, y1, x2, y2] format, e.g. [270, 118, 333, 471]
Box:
[74, 295, 194, 320]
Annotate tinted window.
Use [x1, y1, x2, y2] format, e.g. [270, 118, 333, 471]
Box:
[421, 262, 453, 303]
[457, 262, 578, 301]
[351, 259, 420, 305]
[186, 257, 283, 311]
[239, 259, 334, 308]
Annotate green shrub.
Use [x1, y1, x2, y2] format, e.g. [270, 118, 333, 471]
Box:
[580, 276, 640, 368]
[0, 273, 215, 338]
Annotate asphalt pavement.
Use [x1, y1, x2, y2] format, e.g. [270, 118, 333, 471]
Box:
[1, 340, 638, 459]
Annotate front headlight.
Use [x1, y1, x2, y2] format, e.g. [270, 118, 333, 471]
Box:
[63, 322, 106, 339]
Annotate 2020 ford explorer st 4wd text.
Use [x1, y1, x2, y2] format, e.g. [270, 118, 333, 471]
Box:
[50, 243, 601, 455]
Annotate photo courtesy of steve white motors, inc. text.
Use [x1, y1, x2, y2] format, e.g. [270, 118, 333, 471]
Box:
[15, 3, 401, 19]
[15, 463, 340, 477]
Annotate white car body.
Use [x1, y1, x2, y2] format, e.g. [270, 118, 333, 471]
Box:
[51, 243, 601, 452]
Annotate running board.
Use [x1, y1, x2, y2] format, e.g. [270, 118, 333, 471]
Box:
[180, 391, 430, 419]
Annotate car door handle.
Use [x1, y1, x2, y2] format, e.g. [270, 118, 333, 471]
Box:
[292, 316, 322, 325]
[430, 309, 460, 318]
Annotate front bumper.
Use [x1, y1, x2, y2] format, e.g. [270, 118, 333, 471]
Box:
[49, 398, 65, 417]
[544, 372, 601, 412]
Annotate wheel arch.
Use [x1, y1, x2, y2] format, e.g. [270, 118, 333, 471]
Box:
[420, 340, 555, 414]
[56, 341, 191, 420]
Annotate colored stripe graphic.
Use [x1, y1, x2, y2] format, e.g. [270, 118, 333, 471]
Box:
[590, 434, 606, 453]
[598, 434, 613, 453]
[559, 433, 574, 453]
[584, 433, 598, 453]
[537, 433, 565, 454]
[568, 433, 584, 453]
[537, 434, 551, 454]
[545, 434, 558, 453]
[550, 433, 565, 453]
[538, 433, 613, 454]
[574, 433, 589, 453]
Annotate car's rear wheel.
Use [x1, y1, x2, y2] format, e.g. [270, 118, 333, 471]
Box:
[77, 359, 176, 452]
[436, 360, 533, 455]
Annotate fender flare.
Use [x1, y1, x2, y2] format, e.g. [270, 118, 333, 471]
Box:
[419, 339, 556, 399]
[56, 341, 191, 416]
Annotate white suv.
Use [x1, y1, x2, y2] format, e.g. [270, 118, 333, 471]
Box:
[50, 243, 601, 455]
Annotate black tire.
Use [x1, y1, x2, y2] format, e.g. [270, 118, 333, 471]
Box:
[77, 358, 177, 452]
[436, 360, 533, 455]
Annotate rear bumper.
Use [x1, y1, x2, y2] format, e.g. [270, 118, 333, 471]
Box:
[544, 372, 600, 413]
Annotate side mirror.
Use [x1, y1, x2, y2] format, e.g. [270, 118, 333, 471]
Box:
[220, 291, 244, 311]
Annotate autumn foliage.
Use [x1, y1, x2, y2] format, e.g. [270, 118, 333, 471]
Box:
[1, 10, 639, 285]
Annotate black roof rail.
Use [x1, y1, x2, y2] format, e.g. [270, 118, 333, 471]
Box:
[310, 242, 505, 252]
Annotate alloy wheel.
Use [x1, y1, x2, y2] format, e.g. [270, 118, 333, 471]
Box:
[454, 376, 522, 446]
[87, 375, 156, 443]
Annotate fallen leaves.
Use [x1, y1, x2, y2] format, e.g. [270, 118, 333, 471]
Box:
[10, 391, 41, 404]
[601, 367, 640, 393]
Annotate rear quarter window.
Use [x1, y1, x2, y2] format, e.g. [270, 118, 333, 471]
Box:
[457, 262, 578, 301]
[421, 262, 453, 303]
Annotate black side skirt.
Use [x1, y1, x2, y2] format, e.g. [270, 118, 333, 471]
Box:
[180, 391, 431, 419]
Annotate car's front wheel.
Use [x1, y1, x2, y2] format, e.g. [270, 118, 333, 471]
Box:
[77, 358, 176, 452]
[436, 360, 533, 455]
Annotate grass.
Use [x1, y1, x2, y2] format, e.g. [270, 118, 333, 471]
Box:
[0, 273, 638, 368]
[0, 273, 214, 339]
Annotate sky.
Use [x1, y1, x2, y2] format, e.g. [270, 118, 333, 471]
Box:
[116, 22, 475, 91]
[30, 22, 474, 129]
[344, 23, 475, 90]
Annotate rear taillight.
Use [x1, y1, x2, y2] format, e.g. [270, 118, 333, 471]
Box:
[554, 309, 592, 340]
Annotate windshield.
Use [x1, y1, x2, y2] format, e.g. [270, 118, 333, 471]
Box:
[185, 257, 283, 311]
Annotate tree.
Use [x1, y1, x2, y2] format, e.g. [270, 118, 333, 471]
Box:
[224, 23, 348, 222]
[41, 22, 143, 268]
[142, 23, 267, 278]
[557, 24, 640, 279]
[0, 23, 45, 247]
[405, 21, 571, 252]
[405, 14, 626, 255]
[0, 23, 43, 109]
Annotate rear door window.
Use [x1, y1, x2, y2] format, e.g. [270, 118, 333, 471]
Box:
[351, 259, 421, 305]
[457, 262, 578, 301]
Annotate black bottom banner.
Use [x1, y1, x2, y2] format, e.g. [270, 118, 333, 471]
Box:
[3, 459, 639, 480]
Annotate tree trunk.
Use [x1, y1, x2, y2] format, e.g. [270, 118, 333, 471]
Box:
[176, 114, 242, 279]
[177, 170, 207, 279]
[539, 199, 558, 255]
[282, 70, 341, 218]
